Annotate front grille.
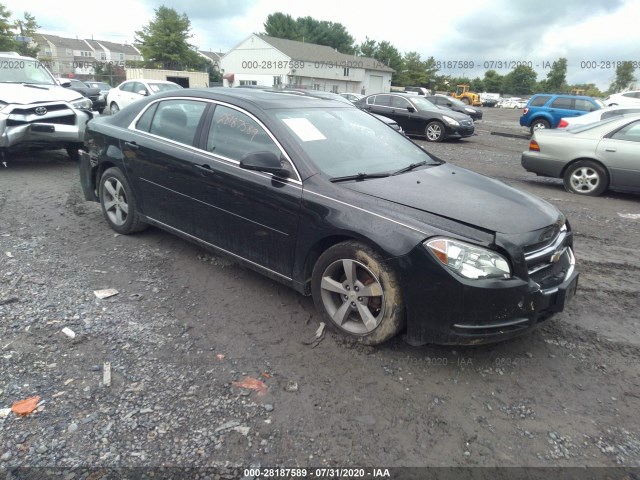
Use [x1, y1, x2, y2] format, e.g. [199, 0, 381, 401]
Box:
[524, 225, 574, 291]
[6, 102, 76, 127]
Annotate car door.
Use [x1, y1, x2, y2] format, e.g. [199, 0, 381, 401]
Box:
[548, 97, 578, 125]
[597, 119, 640, 188]
[390, 95, 424, 134]
[187, 103, 302, 278]
[122, 98, 210, 234]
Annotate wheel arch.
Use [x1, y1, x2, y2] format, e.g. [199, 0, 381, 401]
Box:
[560, 157, 611, 180]
[300, 234, 390, 295]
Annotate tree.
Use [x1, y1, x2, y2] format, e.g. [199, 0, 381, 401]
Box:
[0, 3, 16, 51]
[609, 61, 636, 93]
[569, 83, 603, 97]
[357, 37, 377, 58]
[14, 11, 39, 57]
[263, 12, 356, 54]
[541, 57, 568, 92]
[263, 12, 301, 40]
[135, 6, 200, 69]
[502, 65, 537, 95]
[483, 70, 504, 92]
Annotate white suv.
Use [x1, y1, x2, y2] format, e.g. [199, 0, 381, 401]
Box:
[0, 52, 92, 161]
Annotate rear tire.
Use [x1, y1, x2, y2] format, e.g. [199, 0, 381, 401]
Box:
[99, 167, 148, 234]
[311, 240, 405, 345]
[530, 119, 550, 134]
[461, 97, 470, 105]
[563, 160, 609, 196]
[109, 102, 120, 115]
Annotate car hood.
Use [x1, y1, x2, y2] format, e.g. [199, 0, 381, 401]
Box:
[0, 83, 84, 104]
[342, 163, 561, 234]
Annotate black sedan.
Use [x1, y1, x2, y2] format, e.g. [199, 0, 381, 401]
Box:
[426, 94, 483, 121]
[66, 78, 107, 113]
[79, 88, 578, 346]
[353, 93, 474, 142]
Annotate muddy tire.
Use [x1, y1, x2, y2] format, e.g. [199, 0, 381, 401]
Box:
[311, 240, 405, 345]
[99, 167, 148, 234]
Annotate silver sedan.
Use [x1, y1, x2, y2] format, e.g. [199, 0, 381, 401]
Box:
[521, 114, 640, 196]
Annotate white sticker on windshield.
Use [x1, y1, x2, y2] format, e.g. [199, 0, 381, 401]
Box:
[282, 118, 326, 142]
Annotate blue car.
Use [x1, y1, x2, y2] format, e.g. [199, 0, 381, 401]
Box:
[520, 94, 603, 134]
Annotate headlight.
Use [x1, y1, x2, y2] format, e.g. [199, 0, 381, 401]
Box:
[465, 108, 475, 113]
[71, 97, 92, 109]
[442, 115, 459, 126]
[425, 238, 511, 279]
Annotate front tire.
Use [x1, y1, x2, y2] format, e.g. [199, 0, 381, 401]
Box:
[99, 167, 148, 234]
[109, 102, 120, 115]
[563, 160, 609, 196]
[425, 121, 445, 142]
[311, 241, 405, 345]
[461, 97, 470, 105]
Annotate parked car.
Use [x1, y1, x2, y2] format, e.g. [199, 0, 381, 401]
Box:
[66, 78, 106, 113]
[497, 97, 527, 109]
[353, 93, 474, 142]
[604, 90, 640, 106]
[426, 94, 483, 121]
[84, 81, 113, 100]
[106, 79, 182, 114]
[339, 92, 364, 103]
[557, 106, 640, 128]
[520, 93, 603, 134]
[79, 87, 577, 346]
[0, 52, 92, 161]
[479, 92, 500, 107]
[521, 114, 640, 196]
[403, 86, 431, 96]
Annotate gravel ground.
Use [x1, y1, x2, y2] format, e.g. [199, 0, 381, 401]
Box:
[1, 108, 640, 478]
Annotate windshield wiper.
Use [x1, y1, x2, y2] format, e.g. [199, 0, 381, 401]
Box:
[330, 172, 390, 183]
[391, 161, 428, 176]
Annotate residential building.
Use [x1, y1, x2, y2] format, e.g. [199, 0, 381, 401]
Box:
[221, 34, 394, 94]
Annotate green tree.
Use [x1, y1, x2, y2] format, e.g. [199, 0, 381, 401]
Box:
[14, 12, 39, 57]
[502, 65, 537, 95]
[609, 61, 636, 93]
[357, 37, 377, 58]
[263, 13, 356, 54]
[470, 77, 484, 92]
[135, 6, 200, 69]
[263, 12, 301, 40]
[569, 83, 604, 97]
[0, 3, 16, 51]
[541, 57, 568, 92]
[483, 70, 504, 92]
[376, 41, 404, 84]
[397, 51, 427, 86]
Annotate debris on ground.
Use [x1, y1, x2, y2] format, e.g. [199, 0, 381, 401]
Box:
[93, 288, 119, 299]
[11, 396, 41, 416]
[232, 377, 267, 395]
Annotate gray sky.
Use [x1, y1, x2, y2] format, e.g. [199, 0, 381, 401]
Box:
[5, 0, 640, 90]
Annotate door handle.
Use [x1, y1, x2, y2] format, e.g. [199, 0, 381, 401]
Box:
[194, 163, 215, 175]
[124, 141, 139, 150]
[605, 148, 616, 152]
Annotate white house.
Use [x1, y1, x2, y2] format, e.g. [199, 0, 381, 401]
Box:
[221, 34, 394, 95]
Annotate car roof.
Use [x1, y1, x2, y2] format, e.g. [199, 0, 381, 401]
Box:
[146, 87, 355, 110]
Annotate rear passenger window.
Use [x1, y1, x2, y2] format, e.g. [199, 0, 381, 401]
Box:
[611, 120, 640, 142]
[574, 99, 596, 112]
[530, 95, 551, 107]
[374, 95, 391, 106]
[147, 100, 207, 146]
[135, 103, 158, 132]
[550, 97, 573, 109]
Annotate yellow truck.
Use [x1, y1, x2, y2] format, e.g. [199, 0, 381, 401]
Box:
[451, 84, 482, 106]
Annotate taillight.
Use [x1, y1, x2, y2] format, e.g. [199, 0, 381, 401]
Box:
[529, 140, 540, 151]
[523, 107, 529, 115]
[558, 119, 569, 128]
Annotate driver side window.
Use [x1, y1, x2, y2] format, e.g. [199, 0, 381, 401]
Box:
[206, 105, 280, 161]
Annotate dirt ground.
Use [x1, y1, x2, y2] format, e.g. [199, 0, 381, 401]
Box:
[1, 108, 639, 476]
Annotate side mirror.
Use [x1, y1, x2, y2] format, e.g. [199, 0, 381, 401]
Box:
[137, 89, 148, 96]
[240, 151, 290, 178]
[407, 106, 416, 113]
[60, 80, 71, 88]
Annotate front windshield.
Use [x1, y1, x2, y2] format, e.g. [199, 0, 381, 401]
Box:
[407, 96, 438, 110]
[272, 107, 439, 178]
[0, 57, 57, 85]
[444, 96, 466, 107]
